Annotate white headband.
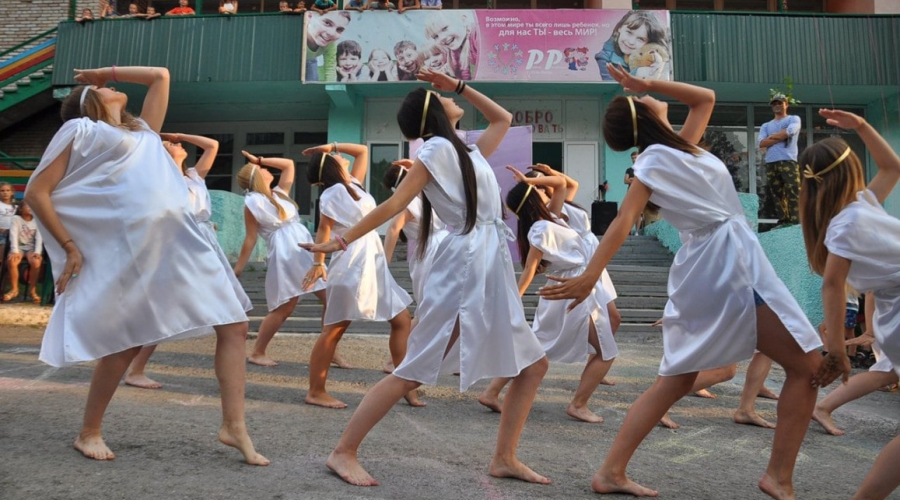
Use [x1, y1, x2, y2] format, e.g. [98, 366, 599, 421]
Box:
[392, 166, 408, 191]
[245, 165, 258, 194]
[79, 86, 95, 115]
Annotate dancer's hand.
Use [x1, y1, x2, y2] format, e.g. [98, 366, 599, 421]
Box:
[241, 150, 260, 164]
[301, 265, 327, 291]
[506, 165, 527, 183]
[819, 109, 865, 131]
[159, 133, 182, 143]
[416, 68, 458, 93]
[73, 68, 109, 88]
[529, 163, 554, 176]
[812, 352, 851, 387]
[652, 318, 663, 327]
[392, 159, 414, 168]
[538, 274, 593, 312]
[56, 242, 83, 294]
[845, 332, 875, 348]
[300, 239, 341, 255]
[301, 144, 334, 156]
[606, 63, 651, 94]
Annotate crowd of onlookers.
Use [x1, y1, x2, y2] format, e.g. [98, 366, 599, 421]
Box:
[75, 0, 441, 21]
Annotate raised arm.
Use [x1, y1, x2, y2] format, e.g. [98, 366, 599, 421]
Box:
[72, 66, 170, 132]
[161, 133, 219, 178]
[233, 207, 259, 277]
[508, 165, 566, 216]
[242, 150, 295, 193]
[383, 210, 410, 262]
[606, 63, 714, 146]
[531, 163, 578, 201]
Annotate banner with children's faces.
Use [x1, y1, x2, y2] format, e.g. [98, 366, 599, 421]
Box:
[301, 9, 672, 83]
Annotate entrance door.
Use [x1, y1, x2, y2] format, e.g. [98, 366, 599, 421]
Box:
[565, 142, 599, 210]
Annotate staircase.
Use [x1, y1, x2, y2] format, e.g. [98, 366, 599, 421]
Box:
[0, 29, 57, 132]
[241, 235, 672, 339]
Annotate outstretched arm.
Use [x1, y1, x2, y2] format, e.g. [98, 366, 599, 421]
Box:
[383, 210, 410, 262]
[517, 247, 543, 297]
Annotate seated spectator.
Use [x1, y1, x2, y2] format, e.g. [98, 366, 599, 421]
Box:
[75, 8, 95, 21]
[219, 0, 238, 14]
[145, 5, 161, 18]
[419, 0, 441, 9]
[311, 0, 337, 13]
[3, 204, 43, 304]
[166, 0, 196, 15]
[0, 183, 15, 250]
[397, 0, 418, 12]
[124, 3, 147, 17]
[99, 0, 118, 17]
[394, 40, 420, 80]
[368, 0, 394, 10]
[344, 0, 367, 11]
[294, 0, 307, 11]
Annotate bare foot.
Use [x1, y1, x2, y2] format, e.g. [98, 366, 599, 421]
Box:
[758, 472, 795, 500]
[331, 353, 354, 369]
[566, 404, 604, 423]
[73, 433, 115, 461]
[734, 409, 776, 429]
[247, 354, 278, 367]
[658, 413, 680, 429]
[693, 388, 717, 399]
[591, 471, 658, 496]
[811, 407, 845, 436]
[305, 393, 348, 409]
[124, 374, 162, 389]
[600, 377, 616, 386]
[381, 360, 394, 374]
[218, 424, 270, 466]
[477, 392, 502, 413]
[404, 390, 426, 407]
[489, 457, 551, 484]
[326, 449, 378, 486]
[757, 386, 780, 400]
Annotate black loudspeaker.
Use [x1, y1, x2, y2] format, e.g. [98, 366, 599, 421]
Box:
[591, 201, 617, 235]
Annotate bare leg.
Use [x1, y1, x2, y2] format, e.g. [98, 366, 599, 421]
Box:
[813, 370, 898, 436]
[592, 372, 698, 496]
[568, 322, 614, 423]
[852, 436, 900, 500]
[489, 356, 552, 484]
[755, 304, 821, 500]
[248, 297, 299, 366]
[306, 321, 351, 408]
[4, 253, 21, 299]
[386, 310, 422, 407]
[734, 352, 776, 429]
[213, 322, 269, 465]
[74, 347, 142, 460]
[328, 374, 422, 486]
[660, 364, 737, 428]
[124, 345, 162, 389]
[602, 302, 622, 386]
[27, 254, 42, 301]
[478, 377, 511, 413]
[331, 347, 354, 369]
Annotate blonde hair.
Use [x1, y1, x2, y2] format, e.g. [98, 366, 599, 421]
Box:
[60, 86, 143, 131]
[424, 14, 473, 77]
[798, 137, 866, 275]
[236, 163, 299, 220]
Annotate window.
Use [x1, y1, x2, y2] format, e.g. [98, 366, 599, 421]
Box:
[197, 133, 235, 192]
[294, 132, 328, 216]
[368, 143, 402, 205]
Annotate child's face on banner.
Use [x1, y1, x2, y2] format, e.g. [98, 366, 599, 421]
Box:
[424, 50, 446, 71]
[308, 13, 350, 48]
[339, 53, 361, 73]
[617, 23, 649, 56]
[396, 48, 418, 72]
[428, 18, 467, 51]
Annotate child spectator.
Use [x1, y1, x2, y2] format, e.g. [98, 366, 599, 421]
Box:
[76, 8, 95, 21]
[420, 0, 441, 9]
[336, 41, 366, 82]
[145, 5, 160, 18]
[394, 40, 420, 80]
[397, 0, 419, 13]
[368, 0, 394, 11]
[0, 183, 16, 248]
[4, 204, 43, 304]
[311, 0, 338, 13]
[124, 3, 146, 17]
[294, 0, 307, 11]
[99, 0, 118, 18]
[219, 0, 238, 14]
[279, 1, 292, 11]
[166, 0, 196, 15]
[344, 0, 367, 11]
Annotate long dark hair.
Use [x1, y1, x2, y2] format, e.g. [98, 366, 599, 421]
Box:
[306, 152, 361, 201]
[506, 181, 555, 267]
[382, 164, 409, 244]
[604, 96, 701, 155]
[397, 88, 477, 259]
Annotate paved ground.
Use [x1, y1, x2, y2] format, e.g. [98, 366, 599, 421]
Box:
[0, 303, 897, 500]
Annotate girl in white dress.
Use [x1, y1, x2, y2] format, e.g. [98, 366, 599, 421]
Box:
[233, 152, 326, 367]
[301, 142, 415, 409]
[25, 66, 267, 465]
[5, 204, 43, 303]
[540, 65, 822, 498]
[124, 133, 254, 390]
[0, 182, 16, 249]
[798, 110, 900, 500]
[302, 70, 550, 487]
[478, 167, 617, 424]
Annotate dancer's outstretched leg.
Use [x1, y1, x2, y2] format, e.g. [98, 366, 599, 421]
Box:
[306, 321, 351, 408]
[214, 321, 269, 465]
[660, 364, 737, 429]
[249, 297, 299, 366]
[568, 322, 614, 423]
[735, 352, 777, 429]
[490, 356, 551, 484]
[75, 346, 142, 460]
[754, 305, 820, 500]
[124, 344, 161, 389]
[387, 310, 422, 407]
[853, 436, 900, 500]
[812, 370, 898, 436]
[478, 377, 511, 413]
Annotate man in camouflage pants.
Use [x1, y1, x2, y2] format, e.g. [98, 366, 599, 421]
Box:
[757, 93, 802, 225]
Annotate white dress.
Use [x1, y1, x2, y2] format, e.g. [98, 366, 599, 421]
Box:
[185, 168, 252, 312]
[825, 189, 900, 376]
[529, 220, 617, 363]
[392, 137, 546, 391]
[245, 186, 324, 311]
[31, 118, 249, 367]
[633, 144, 821, 376]
[401, 196, 449, 303]
[561, 204, 617, 303]
[319, 179, 411, 325]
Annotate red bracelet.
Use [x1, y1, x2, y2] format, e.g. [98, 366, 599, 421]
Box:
[111, 65, 118, 82]
[334, 235, 348, 251]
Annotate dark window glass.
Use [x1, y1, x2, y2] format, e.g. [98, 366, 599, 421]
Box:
[724, 0, 771, 11]
[247, 132, 286, 146]
[675, 0, 715, 10]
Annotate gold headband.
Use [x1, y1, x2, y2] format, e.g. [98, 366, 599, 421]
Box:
[803, 147, 852, 183]
[420, 91, 434, 138]
[514, 185, 534, 215]
[626, 96, 638, 147]
[318, 153, 328, 183]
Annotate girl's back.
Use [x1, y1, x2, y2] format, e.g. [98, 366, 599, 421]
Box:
[245, 187, 299, 239]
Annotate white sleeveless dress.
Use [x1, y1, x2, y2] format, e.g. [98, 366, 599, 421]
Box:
[319, 179, 411, 325]
[529, 220, 617, 363]
[185, 168, 252, 312]
[401, 196, 449, 303]
[633, 144, 821, 376]
[245, 186, 324, 311]
[32, 118, 249, 367]
[825, 189, 900, 376]
[561, 204, 617, 303]
[392, 137, 546, 391]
